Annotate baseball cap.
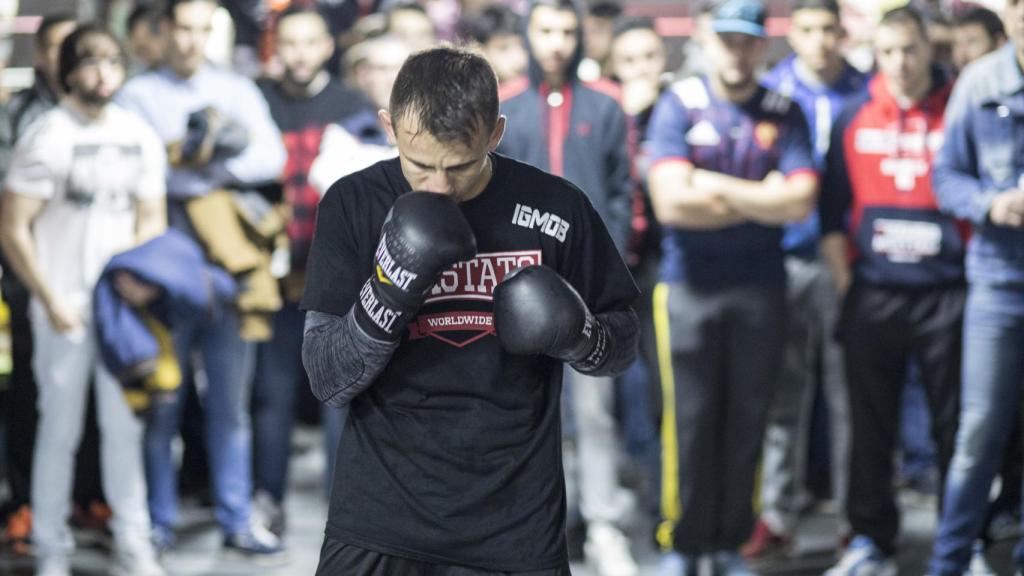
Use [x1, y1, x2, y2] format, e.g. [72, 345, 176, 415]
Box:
[712, 0, 767, 38]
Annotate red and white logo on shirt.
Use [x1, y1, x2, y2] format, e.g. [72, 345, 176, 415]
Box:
[853, 118, 944, 192]
[408, 250, 542, 348]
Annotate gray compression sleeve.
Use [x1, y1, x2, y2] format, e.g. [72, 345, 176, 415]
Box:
[571, 307, 639, 377]
[302, 309, 399, 408]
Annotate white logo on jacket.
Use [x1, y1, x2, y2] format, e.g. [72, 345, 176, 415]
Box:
[512, 203, 570, 242]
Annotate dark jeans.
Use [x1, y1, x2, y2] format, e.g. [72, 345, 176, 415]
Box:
[252, 302, 305, 502]
[841, 282, 964, 555]
[900, 362, 938, 487]
[656, 281, 786, 554]
[144, 307, 256, 535]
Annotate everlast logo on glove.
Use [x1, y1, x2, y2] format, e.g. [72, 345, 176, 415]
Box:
[512, 204, 570, 242]
[375, 238, 418, 290]
[358, 279, 401, 334]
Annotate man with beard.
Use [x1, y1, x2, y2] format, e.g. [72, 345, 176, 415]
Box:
[251, 4, 372, 537]
[645, 0, 818, 573]
[0, 25, 167, 576]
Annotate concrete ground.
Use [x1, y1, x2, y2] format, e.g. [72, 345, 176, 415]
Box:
[0, 429, 1019, 576]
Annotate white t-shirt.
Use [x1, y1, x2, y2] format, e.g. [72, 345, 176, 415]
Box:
[5, 101, 166, 317]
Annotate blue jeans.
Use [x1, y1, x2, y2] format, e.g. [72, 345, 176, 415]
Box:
[900, 362, 937, 486]
[931, 284, 1024, 575]
[252, 303, 305, 503]
[144, 307, 256, 535]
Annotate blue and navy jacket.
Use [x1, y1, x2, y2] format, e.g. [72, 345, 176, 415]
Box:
[762, 55, 868, 257]
[93, 229, 236, 383]
[645, 75, 817, 285]
[822, 69, 966, 287]
[933, 43, 1024, 285]
[496, 0, 632, 255]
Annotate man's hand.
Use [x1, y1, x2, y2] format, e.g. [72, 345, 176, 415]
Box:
[989, 188, 1024, 228]
[45, 300, 83, 333]
[114, 271, 161, 307]
[621, 80, 660, 116]
[820, 233, 852, 299]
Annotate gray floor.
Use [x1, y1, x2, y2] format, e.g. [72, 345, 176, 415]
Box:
[0, 431, 1019, 575]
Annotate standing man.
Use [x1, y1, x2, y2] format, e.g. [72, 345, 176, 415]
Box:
[127, 4, 167, 72]
[457, 5, 528, 84]
[302, 45, 638, 575]
[928, 0, 1024, 574]
[744, 0, 867, 560]
[251, 4, 372, 536]
[497, 2, 636, 573]
[0, 25, 166, 576]
[645, 0, 819, 573]
[116, 0, 287, 558]
[951, 5, 1006, 73]
[820, 7, 964, 576]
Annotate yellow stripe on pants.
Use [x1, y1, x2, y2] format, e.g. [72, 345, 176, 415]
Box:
[653, 282, 679, 551]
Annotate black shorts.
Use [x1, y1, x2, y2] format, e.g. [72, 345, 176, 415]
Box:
[314, 536, 572, 576]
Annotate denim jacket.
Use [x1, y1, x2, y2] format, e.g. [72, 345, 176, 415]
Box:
[933, 43, 1024, 285]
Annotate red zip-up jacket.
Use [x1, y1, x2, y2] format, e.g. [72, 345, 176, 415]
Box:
[821, 70, 967, 287]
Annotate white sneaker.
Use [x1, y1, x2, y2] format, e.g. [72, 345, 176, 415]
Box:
[584, 522, 639, 576]
[111, 541, 166, 576]
[824, 535, 896, 576]
[965, 541, 995, 576]
[36, 554, 71, 576]
[252, 490, 286, 537]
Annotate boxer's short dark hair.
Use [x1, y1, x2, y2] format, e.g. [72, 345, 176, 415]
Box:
[389, 46, 499, 147]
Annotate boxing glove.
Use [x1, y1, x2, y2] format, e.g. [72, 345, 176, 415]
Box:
[493, 265, 608, 366]
[354, 192, 477, 340]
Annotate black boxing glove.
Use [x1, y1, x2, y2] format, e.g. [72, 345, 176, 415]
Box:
[354, 192, 477, 340]
[493, 265, 609, 369]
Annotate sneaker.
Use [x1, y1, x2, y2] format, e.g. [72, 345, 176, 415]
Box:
[111, 541, 166, 576]
[223, 524, 287, 564]
[2, 504, 32, 556]
[36, 554, 71, 576]
[741, 518, 792, 562]
[713, 550, 757, 576]
[584, 522, 638, 576]
[657, 551, 698, 576]
[252, 490, 286, 537]
[824, 535, 896, 576]
[965, 540, 995, 576]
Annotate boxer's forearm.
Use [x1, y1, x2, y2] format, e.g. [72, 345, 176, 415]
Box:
[302, 310, 399, 408]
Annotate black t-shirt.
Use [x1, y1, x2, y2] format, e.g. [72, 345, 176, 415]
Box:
[301, 153, 637, 571]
